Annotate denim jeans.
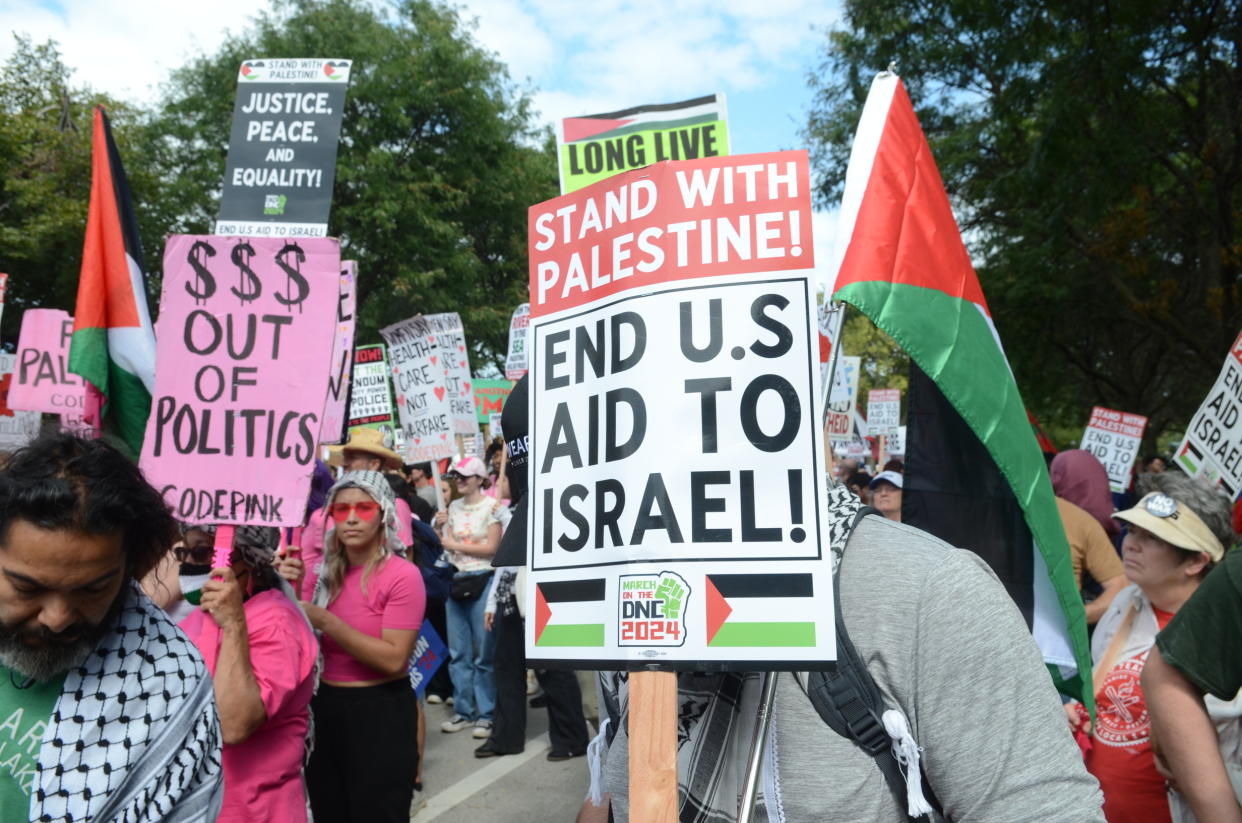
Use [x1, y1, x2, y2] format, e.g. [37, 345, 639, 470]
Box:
[445, 573, 496, 721]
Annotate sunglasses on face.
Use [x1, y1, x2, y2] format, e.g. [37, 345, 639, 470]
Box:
[174, 545, 213, 565]
[329, 501, 381, 522]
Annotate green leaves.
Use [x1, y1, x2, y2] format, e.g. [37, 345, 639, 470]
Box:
[807, 0, 1242, 447]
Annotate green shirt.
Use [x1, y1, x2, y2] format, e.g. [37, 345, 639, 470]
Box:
[0, 666, 65, 822]
[1157, 548, 1242, 700]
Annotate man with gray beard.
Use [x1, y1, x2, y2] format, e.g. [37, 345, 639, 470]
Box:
[0, 433, 223, 822]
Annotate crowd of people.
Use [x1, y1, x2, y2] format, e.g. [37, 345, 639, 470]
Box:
[0, 413, 1237, 821]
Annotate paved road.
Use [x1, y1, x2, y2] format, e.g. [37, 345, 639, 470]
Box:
[412, 697, 593, 822]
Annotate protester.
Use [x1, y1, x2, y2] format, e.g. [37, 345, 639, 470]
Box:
[478, 375, 589, 761]
[142, 522, 215, 623]
[299, 430, 413, 601]
[1070, 473, 1231, 823]
[1051, 450, 1122, 543]
[1144, 546, 1242, 822]
[0, 433, 223, 821]
[179, 525, 318, 822]
[434, 456, 503, 738]
[579, 483, 1104, 820]
[1142, 455, 1168, 474]
[405, 462, 440, 511]
[869, 469, 903, 521]
[844, 470, 872, 504]
[882, 457, 904, 473]
[1055, 496, 1126, 624]
[281, 469, 425, 823]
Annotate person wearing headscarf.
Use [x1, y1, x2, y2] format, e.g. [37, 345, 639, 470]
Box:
[1051, 449, 1122, 540]
[282, 469, 425, 823]
[179, 526, 318, 823]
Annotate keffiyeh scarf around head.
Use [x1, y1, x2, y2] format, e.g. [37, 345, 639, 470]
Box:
[312, 469, 406, 607]
[33, 582, 223, 823]
[600, 483, 862, 823]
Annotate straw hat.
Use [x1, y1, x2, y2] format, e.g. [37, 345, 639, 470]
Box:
[327, 427, 403, 471]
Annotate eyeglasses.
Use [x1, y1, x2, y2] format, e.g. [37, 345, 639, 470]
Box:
[329, 501, 381, 522]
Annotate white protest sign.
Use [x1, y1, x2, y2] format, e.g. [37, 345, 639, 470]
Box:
[867, 388, 900, 437]
[422, 312, 478, 435]
[525, 150, 834, 670]
[488, 412, 503, 439]
[0, 353, 40, 451]
[505, 303, 530, 381]
[347, 344, 394, 431]
[1176, 332, 1242, 497]
[1082, 406, 1147, 493]
[380, 316, 455, 462]
[846, 439, 867, 460]
[887, 425, 906, 457]
[825, 355, 860, 443]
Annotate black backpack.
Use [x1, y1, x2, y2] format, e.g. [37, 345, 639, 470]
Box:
[805, 506, 942, 821]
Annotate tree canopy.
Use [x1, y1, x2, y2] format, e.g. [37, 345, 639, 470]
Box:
[807, 0, 1242, 447]
[0, 0, 556, 369]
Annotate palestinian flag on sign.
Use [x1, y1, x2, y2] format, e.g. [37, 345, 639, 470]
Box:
[534, 579, 605, 648]
[68, 107, 157, 457]
[828, 73, 1092, 708]
[705, 573, 816, 648]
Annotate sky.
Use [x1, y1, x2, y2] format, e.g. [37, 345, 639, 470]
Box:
[1, 0, 843, 261]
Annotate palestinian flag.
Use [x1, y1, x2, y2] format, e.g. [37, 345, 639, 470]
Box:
[534, 578, 605, 647]
[705, 573, 816, 647]
[828, 73, 1092, 708]
[68, 107, 157, 457]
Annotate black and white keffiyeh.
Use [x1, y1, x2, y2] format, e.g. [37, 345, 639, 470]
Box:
[32, 582, 223, 823]
[599, 483, 862, 823]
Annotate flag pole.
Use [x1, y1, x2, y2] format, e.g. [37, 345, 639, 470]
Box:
[737, 671, 780, 822]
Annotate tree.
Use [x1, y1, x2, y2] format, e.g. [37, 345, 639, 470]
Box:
[805, 0, 1242, 449]
[0, 36, 160, 349]
[147, 0, 556, 368]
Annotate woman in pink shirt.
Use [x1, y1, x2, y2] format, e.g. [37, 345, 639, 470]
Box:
[284, 469, 426, 823]
[180, 525, 318, 823]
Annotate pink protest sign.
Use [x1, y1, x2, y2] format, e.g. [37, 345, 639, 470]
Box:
[140, 235, 341, 527]
[8, 309, 88, 416]
[318, 260, 357, 444]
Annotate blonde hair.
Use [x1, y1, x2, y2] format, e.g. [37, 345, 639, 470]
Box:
[320, 490, 391, 603]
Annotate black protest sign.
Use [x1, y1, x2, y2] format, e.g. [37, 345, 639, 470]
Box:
[216, 59, 352, 238]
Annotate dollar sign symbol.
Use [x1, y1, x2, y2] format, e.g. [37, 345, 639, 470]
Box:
[229, 241, 262, 305]
[274, 243, 309, 313]
[184, 241, 217, 305]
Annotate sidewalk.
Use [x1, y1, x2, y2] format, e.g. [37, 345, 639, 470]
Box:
[412, 698, 593, 822]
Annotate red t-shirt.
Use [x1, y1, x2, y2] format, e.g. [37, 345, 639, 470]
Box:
[1085, 606, 1176, 823]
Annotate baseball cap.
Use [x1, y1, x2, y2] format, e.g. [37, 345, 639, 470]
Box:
[869, 470, 904, 490]
[449, 456, 488, 479]
[1113, 492, 1225, 561]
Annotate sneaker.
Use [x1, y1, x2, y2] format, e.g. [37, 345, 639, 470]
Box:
[526, 670, 539, 695]
[547, 748, 587, 762]
[472, 719, 494, 739]
[425, 693, 444, 705]
[446, 696, 455, 706]
[440, 714, 471, 733]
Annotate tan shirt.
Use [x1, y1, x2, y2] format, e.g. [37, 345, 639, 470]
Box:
[1056, 496, 1123, 588]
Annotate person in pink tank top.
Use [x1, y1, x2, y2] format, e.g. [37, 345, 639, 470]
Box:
[279, 469, 425, 823]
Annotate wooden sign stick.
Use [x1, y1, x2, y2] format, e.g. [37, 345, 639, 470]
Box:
[628, 670, 678, 822]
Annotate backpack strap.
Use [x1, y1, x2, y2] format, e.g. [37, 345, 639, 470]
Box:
[804, 507, 942, 821]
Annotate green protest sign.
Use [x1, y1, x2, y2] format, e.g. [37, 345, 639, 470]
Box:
[557, 94, 729, 193]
